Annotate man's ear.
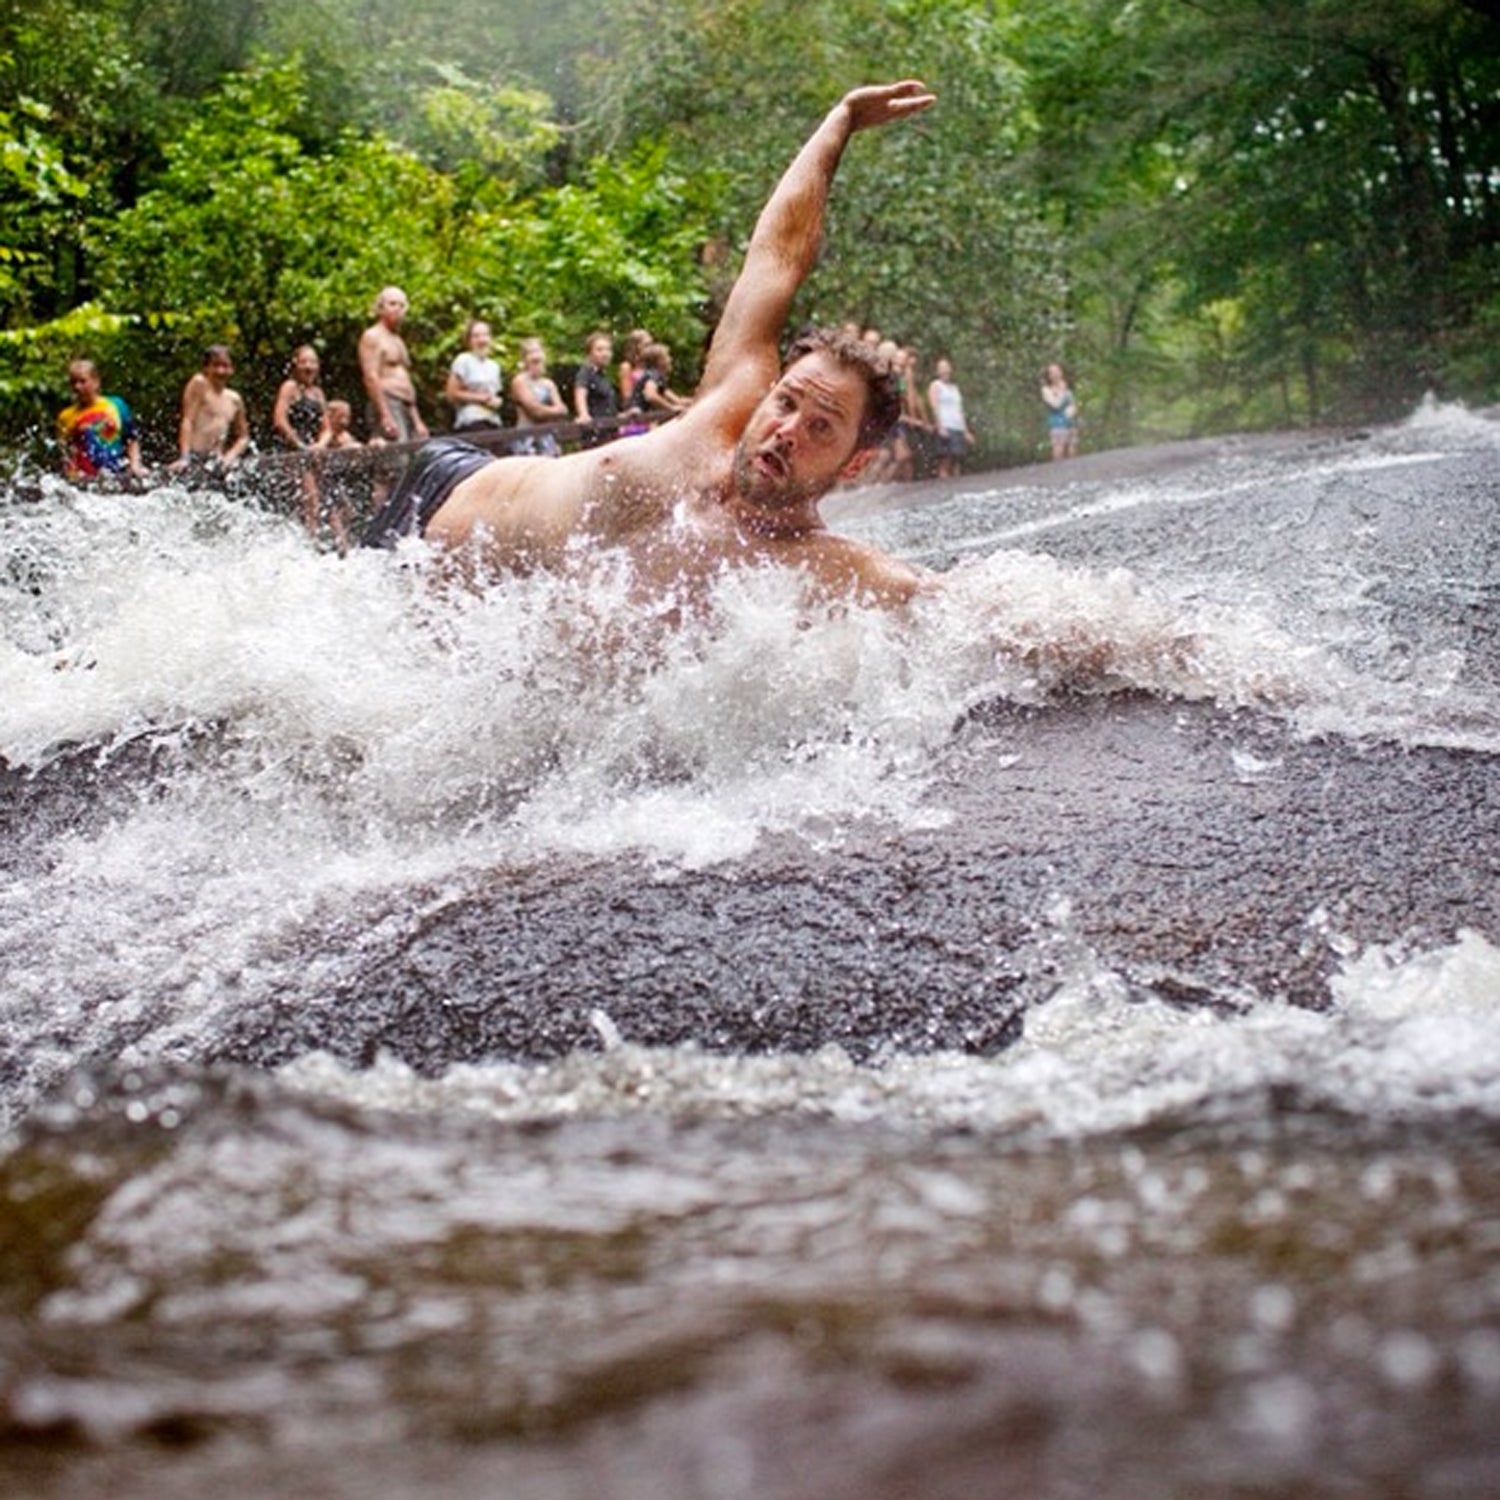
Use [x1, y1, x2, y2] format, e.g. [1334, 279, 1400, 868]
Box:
[839, 447, 876, 482]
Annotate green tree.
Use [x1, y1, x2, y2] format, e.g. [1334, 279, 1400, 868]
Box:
[1010, 0, 1500, 430]
[90, 54, 713, 442]
[0, 2, 162, 324]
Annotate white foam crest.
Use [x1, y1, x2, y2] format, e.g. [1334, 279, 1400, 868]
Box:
[1332, 927, 1500, 1020]
[929, 548, 1337, 712]
[0, 778, 449, 1084]
[1008, 926, 1500, 1132]
[501, 567, 961, 863]
[2, 486, 964, 865]
[277, 925, 1500, 1139]
[1392, 394, 1500, 452]
[1, 481, 381, 766]
[989, 927, 1500, 1133]
[921, 537, 1500, 756]
[0, 466, 1478, 871]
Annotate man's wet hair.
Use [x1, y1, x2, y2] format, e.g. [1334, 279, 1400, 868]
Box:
[783, 326, 902, 449]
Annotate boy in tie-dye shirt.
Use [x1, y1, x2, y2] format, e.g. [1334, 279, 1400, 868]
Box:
[57, 359, 145, 482]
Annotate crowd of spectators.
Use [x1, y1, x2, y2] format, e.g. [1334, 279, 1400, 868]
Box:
[54, 284, 1077, 546]
[53, 286, 703, 547]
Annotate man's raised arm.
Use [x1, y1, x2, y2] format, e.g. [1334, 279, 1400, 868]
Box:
[699, 81, 935, 400]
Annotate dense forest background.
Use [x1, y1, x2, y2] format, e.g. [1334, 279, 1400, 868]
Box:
[3, 0, 1498, 468]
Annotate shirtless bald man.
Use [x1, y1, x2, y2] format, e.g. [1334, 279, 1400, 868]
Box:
[363, 81, 937, 609]
[360, 286, 429, 444]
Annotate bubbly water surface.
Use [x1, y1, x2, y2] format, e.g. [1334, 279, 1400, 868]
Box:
[2, 407, 1498, 1498]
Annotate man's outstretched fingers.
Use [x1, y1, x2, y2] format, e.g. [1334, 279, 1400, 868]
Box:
[843, 80, 937, 131]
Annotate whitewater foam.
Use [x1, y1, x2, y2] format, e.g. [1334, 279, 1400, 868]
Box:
[275, 927, 1500, 1141]
[2, 465, 1339, 868]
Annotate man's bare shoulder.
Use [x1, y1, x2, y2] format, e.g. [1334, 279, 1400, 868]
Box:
[796, 531, 933, 609]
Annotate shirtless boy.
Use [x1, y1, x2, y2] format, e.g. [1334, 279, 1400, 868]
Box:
[360, 287, 430, 444]
[172, 345, 250, 475]
[363, 82, 936, 610]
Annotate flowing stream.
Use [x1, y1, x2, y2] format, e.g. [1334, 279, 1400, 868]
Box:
[2, 403, 1498, 1498]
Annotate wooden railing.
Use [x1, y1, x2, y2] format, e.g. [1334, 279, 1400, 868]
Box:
[227, 409, 675, 529]
[260, 408, 674, 482]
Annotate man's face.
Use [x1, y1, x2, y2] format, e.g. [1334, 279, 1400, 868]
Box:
[206, 353, 234, 386]
[732, 351, 867, 513]
[67, 365, 101, 404]
[588, 337, 612, 368]
[381, 293, 408, 328]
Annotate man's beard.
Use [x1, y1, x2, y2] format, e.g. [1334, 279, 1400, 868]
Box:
[732, 434, 806, 510]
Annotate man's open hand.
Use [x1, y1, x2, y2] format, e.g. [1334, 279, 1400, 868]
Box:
[841, 80, 936, 133]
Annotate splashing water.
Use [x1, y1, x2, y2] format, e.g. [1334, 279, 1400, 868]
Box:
[2, 413, 1499, 1499]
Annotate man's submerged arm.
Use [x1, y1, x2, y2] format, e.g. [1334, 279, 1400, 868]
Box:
[812, 537, 937, 611]
[698, 81, 935, 404]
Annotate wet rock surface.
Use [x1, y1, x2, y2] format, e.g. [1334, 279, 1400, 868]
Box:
[206, 695, 1500, 1071]
[5, 423, 1497, 1083]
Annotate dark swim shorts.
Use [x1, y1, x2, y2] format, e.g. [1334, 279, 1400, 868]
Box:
[360, 437, 497, 550]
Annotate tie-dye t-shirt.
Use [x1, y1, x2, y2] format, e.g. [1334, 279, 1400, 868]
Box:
[57, 395, 138, 478]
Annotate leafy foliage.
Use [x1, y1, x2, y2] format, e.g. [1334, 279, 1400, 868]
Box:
[0, 0, 1497, 460]
[0, 38, 713, 451]
[1008, 0, 1500, 430]
[576, 0, 1072, 456]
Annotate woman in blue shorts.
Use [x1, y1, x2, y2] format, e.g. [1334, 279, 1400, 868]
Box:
[1042, 362, 1079, 461]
